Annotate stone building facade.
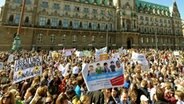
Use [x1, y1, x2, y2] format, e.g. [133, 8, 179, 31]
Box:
[0, 0, 183, 50]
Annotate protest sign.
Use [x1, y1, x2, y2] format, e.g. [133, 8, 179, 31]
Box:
[62, 48, 76, 57]
[95, 47, 107, 56]
[65, 50, 72, 57]
[75, 51, 84, 57]
[0, 62, 3, 70]
[82, 59, 124, 91]
[173, 51, 180, 57]
[13, 56, 42, 83]
[7, 54, 14, 63]
[100, 54, 109, 61]
[131, 52, 149, 70]
[95, 47, 107, 61]
[83, 50, 92, 57]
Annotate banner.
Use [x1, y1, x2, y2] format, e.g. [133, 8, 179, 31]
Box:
[82, 59, 124, 91]
[75, 51, 84, 57]
[83, 50, 92, 57]
[95, 47, 107, 56]
[0, 62, 3, 70]
[173, 51, 180, 56]
[131, 52, 149, 70]
[13, 56, 42, 83]
[62, 48, 76, 57]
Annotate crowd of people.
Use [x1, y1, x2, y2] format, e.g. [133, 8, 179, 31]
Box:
[0, 48, 184, 104]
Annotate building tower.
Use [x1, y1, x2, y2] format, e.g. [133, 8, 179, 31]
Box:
[171, 1, 182, 49]
[115, 0, 137, 32]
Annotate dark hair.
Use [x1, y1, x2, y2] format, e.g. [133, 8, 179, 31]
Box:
[110, 61, 114, 63]
[97, 63, 100, 65]
[104, 63, 108, 66]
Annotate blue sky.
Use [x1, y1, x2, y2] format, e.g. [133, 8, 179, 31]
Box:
[0, 0, 183, 19]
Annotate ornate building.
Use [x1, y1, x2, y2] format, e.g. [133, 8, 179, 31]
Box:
[0, 0, 183, 50]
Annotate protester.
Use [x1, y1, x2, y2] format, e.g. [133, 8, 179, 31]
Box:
[0, 48, 183, 104]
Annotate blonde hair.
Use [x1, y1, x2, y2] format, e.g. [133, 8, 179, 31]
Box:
[175, 90, 184, 100]
[36, 86, 47, 97]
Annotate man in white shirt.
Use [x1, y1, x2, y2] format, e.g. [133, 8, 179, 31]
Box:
[72, 64, 79, 76]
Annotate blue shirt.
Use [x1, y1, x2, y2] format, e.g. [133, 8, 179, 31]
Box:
[75, 85, 81, 97]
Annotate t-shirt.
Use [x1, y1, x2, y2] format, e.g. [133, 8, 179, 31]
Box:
[96, 67, 103, 74]
[72, 66, 79, 74]
[75, 85, 81, 97]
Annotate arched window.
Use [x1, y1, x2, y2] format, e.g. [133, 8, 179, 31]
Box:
[69, 21, 73, 27]
[47, 19, 51, 25]
[25, 16, 29, 23]
[89, 23, 92, 29]
[8, 15, 14, 22]
[80, 22, 82, 28]
[59, 20, 62, 26]
[97, 23, 100, 29]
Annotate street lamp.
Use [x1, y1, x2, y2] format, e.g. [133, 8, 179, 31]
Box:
[11, 0, 26, 51]
[106, 9, 109, 51]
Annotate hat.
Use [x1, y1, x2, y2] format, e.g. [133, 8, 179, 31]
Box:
[140, 95, 149, 101]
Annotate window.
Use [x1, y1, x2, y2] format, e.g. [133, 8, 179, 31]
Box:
[8, 15, 14, 22]
[73, 20, 80, 29]
[24, 16, 29, 23]
[100, 23, 106, 30]
[168, 20, 170, 24]
[140, 16, 144, 20]
[39, 17, 46, 26]
[53, 3, 60, 9]
[51, 18, 58, 27]
[150, 38, 153, 43]
[41, 2, 48, 8]
[100, 10, 105, 16]
[82, 22, 88, 29]
[73, 35, 76, 41]
[50, 34, 55, 43]
[62, 19, 69, 28]
[15, 0, 21, 3]
[141, 37, 144, 43]
[15, 15, 20, 24]
[26, 0, 31, 4]
[145, 17, 149, 21]
[74, 6, 80, 12]
[37, 34, 43, 43]
[83, 8, 89, 13]
[92, 23, 97, 30]
[92, 35, 95, 42]
[64, 5, 71, 11]
[82, 35, 86, 43]
[146, 37, 149, 43]
[63, 34, 66, 41]
[92, 9, 97, 14]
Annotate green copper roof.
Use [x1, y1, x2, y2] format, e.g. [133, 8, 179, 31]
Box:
[136, 0, 171, 16]
[136, 0, 170, 12]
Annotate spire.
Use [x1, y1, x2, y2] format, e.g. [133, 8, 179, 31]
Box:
[172, 0, 180, 17]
